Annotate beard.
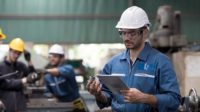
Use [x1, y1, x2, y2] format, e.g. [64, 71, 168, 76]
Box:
[50, 61, 59, 67]
[124, 39, 143, 50]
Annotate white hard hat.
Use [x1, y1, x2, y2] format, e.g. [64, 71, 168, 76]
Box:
[49, 44, 64, 55]
[116, 6, 150, 29]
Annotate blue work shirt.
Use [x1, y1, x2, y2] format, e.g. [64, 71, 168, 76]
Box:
[44, 64, 80, 102]
[97, 42, 181, 112]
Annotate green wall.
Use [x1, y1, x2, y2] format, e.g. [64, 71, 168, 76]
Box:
[0, 0, 199, 43]
[0, 0, 128, 43]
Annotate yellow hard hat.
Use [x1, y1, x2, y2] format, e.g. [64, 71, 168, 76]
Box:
[9, 38, 25, 52]
[0, 28, 6, 40]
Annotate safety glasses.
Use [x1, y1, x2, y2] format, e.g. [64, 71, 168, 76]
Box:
[118, 28, 143, 38]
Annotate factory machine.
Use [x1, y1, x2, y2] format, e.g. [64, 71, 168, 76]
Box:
[149, 5, 200, 112]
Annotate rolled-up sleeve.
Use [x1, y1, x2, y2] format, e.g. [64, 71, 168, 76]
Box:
[58, 65, 74, 78]
[155, 54, 181, 111]
[96, 90, 112, 109]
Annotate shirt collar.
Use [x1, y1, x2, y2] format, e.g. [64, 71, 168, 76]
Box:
[4, 56, 17, 66]
[120, 42, 151, 62]
[120, 49, 128, 60]
[138, 42, 151, 61]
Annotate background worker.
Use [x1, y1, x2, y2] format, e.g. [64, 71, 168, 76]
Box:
[0, 28, 6, 111]
[86, 6, 181, 112]
[0, 38, 41, 112]
[42, 44, 87, 112]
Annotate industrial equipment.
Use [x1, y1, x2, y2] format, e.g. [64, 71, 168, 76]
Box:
[150, 5, 187, 53]
[26, 88, 74, 112]
[178, 88, 200, 112]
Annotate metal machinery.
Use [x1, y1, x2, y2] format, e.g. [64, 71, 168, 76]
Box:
[0, 71, 74, 112]
[150, 5, 200, 112]
[149, 5, 187, 53]
[178, 88, 200, 112]
[25, 85, 74, 112]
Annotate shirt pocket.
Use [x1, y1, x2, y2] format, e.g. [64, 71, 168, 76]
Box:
[132, 70, 156, 93]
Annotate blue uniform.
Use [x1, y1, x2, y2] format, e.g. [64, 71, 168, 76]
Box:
[44, 64, 80, 102]
[97, 43, 181, 112]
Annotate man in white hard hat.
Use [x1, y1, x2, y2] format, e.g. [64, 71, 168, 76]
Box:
[41, 44, 87, 112]
[87, 6, 180, 111]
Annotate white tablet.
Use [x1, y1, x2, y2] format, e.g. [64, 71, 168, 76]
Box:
[97, 74, 129, 94]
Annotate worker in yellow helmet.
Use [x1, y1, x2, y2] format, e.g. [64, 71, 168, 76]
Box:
[0, 38, 40, 112]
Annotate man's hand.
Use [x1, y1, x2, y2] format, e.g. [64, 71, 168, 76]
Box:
[24, 50, 31, 62]
[26, 72, 41, 83]
[86, 77, 102, 96]
[86, 77, 107, 103]
[0, 100, 5, 111]
[121, 88, 157, 107]
[121, 88, 145, 103]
